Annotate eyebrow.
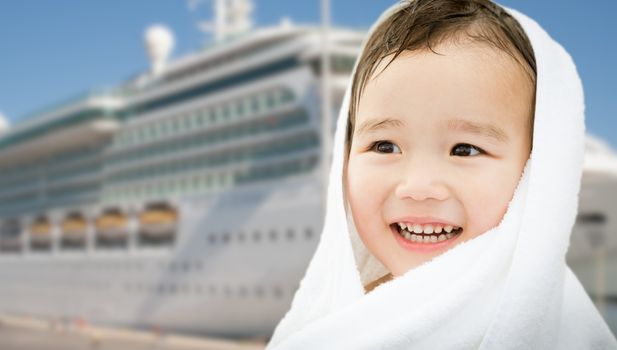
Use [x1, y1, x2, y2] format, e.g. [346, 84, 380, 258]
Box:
[356, 117, 405, 136]
[355, 117, 509, 143]
[446, 119, 509, 143]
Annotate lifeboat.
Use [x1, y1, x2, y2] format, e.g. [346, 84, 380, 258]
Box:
[30, 216, 52, 250]
[138, 203, 177, 245]
[61, 212, 87, 248]
[0, 219, 22, 252]
[95, 208, 128, 247]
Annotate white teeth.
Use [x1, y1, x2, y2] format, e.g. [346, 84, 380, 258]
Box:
[397, 223, 461, 244]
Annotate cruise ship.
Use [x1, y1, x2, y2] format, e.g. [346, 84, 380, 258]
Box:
[0, 0, 363, 339]
[0, 0, 615, 339]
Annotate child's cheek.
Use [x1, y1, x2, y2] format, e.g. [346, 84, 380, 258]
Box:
[463, 166, 521, 236]
[347, 160, 389, 237]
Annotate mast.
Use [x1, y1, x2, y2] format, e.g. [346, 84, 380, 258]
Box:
[198, 0, 253, 43]
[320, 0, 332, 217]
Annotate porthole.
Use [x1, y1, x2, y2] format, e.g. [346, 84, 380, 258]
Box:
[208, 285, 217, 295]
[253, 230, 261, 242]
[207, 234, 217, 244]
[269, 229, 278, 241]
[286, 228, 295, 241]
[221, 232, 230, 244]
[305, 227, 314, 240]
[576, 213, 606, 225]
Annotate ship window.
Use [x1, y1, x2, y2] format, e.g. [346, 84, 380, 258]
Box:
[286, 228, 295, 241]
[576, 213, 606, 225]
[254, 286, 264, 298]
[269, 229, 278, 242]
[305, 227, 314, 240]
[221, 232, 230, 244]
[216, 106, 225, 120]
[273, 286, 283, 299]
[253, 230, 262, 242]
[266, 91, 276, 108]
[281, 89, 294, 103]
[207, 234, 216, 244]
[236, 101, 245, 117]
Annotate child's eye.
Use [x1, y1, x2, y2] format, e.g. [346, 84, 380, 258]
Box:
[450, 143, 484, 157]
[370, 140, 401, 154]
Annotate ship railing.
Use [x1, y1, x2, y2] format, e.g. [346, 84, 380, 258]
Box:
[105, 111, 311, 176]
[19, 88, 122, 124]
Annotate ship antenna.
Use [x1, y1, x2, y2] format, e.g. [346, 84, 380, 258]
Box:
[320, 0, 332, 217]
[196, 0, 253, 43]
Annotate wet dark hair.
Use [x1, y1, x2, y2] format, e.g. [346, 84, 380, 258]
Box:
[346, 0, 536, 156]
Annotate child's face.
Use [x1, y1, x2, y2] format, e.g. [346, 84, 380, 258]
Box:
[346, 43, 533, 277]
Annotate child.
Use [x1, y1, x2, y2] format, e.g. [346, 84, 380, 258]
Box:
[268, 1, 617, 348]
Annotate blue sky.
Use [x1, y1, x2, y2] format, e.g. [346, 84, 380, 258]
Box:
[0, 0, 615, 146]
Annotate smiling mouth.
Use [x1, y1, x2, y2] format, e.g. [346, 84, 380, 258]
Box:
[391, 223, 463, 244]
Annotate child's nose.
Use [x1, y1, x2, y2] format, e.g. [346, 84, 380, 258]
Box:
[394, 164, 450, 202]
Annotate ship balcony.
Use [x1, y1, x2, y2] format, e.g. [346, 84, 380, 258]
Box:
[0, 116, 120, 168]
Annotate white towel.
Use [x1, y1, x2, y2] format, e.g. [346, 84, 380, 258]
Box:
[267, 3, 617, 349]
